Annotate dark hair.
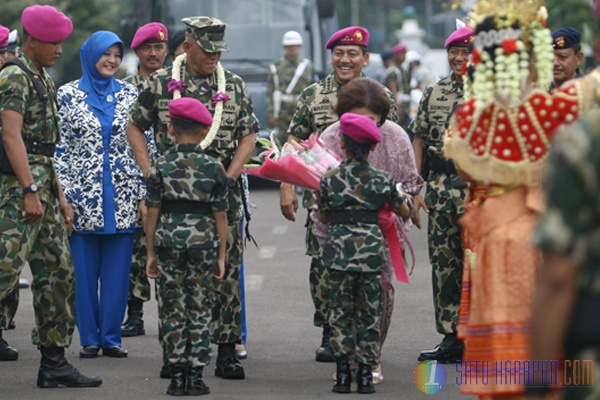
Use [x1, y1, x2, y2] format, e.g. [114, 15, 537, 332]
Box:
[341, 134, 372, 161]
[170, 118, 203, 135]
[335, 77, 390, 126]
[168, 29, 186, 59]
[572, 44, 582, 54]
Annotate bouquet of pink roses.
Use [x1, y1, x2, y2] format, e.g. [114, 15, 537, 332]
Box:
[243, 133, 342, 190]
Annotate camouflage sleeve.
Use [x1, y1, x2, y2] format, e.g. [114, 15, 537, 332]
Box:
[233, 76, 260, 139]
[0, 67, 32, 115]
[211, 162, 229, 212]
[288, 85, 314, 140]
[409, 84, 433, 139]
[128, 73, 160, 132]
[317, 175, 332, 217]
[385, 87, 400, 124]
[385, 175, 405, 210]
[532, 120, 598, 265]
[384, 69, 398, 88]
[145, 161, 164, 208]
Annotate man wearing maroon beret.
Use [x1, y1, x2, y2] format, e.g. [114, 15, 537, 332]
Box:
[279, 26, 400, 363]
[0, 5, 102, 388]
[409, 25, 473, 364]
[121, 21, 169, 342]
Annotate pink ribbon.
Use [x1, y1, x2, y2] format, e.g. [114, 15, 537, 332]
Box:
[211, 92, 231, 106]
[167, 79, 185, 93]
[378, 209, 413, 284]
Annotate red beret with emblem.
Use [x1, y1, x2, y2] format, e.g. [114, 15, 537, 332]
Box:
[168, 97, 213, 127]
[131, 22, 168, 49]
[326, 26, 370, 50]
[444, 26, 474, 49]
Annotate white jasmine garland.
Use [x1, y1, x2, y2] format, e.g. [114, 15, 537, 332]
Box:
[170, 53, 227, 150]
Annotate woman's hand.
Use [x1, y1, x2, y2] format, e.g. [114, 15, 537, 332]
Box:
[60, 199, 74, 235]
[137, 200, 147, 230]
[411, 194, 428, 229]
[146, 254, 159, 279]
[214, 259, 225, 281]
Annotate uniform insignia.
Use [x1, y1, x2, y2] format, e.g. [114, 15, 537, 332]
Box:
[354, 30, 363, 43]
[436, 95, 448, 101]
[158, 30, 165, 40]
[555, 36, 565, 48]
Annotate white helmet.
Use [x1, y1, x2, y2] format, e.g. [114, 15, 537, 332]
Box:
[282, 30, 303, 46]
[406, 50, 422, 65]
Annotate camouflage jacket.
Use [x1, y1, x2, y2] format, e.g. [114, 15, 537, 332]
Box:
[317, 158, 405, 273]
[123, 70, 145, 89]
[267, 56, 315, 120]
[384, 64, 411, 96]
[532, 110, 600, 295]
[409, 73, 467, 212]
[124, 70, 159, 162]
[128, 62, 259, 212]
[288, 73, 400, 140]
[146, 143, 229, 249]
[0, 51, 60, 203]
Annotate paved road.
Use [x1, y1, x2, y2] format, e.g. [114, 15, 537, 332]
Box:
[0, 184, 466, 399]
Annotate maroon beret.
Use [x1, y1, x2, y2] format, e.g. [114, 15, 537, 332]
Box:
[22, 5, 73, 43]
[326, 26, 370, 50]
[131, 22, 168, 49]
[444, 26, 474, 49]
[168, 97, 213, 126]
[0, 25, 9, 48]
[340, 113, 381, 144]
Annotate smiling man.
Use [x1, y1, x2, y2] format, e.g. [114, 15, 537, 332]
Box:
[279, 26, 399, 364]
[550, 27, 584, 90]
[409, 25, 473, 365]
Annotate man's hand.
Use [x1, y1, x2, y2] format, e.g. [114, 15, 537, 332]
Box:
[411, 194, 428, 229]
[23, 193, 44, 224]
[59, 198, 74, 235]
[280, 182, 298, 221]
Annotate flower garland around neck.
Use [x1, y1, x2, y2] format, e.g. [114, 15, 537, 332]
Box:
[168, 53, 231, 150]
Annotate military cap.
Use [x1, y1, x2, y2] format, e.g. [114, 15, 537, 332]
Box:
[22, 5, 73, 43]
[551, 28, 581, 49]
[7, 29, 18, 54]
[326, 26, 370, 50]
[340, 113, 381, 144]
[182, 16, 228, 53]
[0, 25, 9, 48]
[381, 50, 393, 62]
[168, 97, 213, 126]
[392, 43, 407, 54]
[444, 26, 474, 49]
[131, 22, 168, 49]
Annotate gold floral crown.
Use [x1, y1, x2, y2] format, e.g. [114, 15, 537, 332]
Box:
[466, 0, 546, 30]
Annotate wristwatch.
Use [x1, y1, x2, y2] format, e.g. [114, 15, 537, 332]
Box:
[23, 183, 40, 194]
[226, 177, 237, 188]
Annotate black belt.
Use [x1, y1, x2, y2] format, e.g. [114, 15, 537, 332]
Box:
[24, 138, 55, 157]
[161, 200, 212, 214]
[429, 158, 457, 175]
[330, 210, 378, 225]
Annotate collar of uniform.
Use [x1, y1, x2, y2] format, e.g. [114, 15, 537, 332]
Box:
[17, 52, 44, 76]
[170, 142, 201, 153]
[342, 157, 369, 167]
[440, 73, 463, 96]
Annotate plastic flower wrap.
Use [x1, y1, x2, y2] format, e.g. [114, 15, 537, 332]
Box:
[243, 133, 342, 190]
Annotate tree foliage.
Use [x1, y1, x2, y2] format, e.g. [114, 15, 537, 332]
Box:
[0, 0, 128, 85]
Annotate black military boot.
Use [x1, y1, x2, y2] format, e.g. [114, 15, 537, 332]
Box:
[0, 330, 18, 361]
[214, 343, 245, 379]
[187, 366, 210, 396]
[332, 356, 351, 393]
[356, 363, 375, 394]
[121, 299, 145, 337]
[166, 364, 186, 396]
[37, 346, 102, 388]
[315, 325, 335, 362]
[417, 333, 464, 364]
[8, 320, 15, 330]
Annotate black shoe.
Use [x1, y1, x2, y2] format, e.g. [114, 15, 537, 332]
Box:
[187, 366, 210, 396]
[0, 332, 18, 361]
[167, 364, 186, 396]
[37, 346, 102, 388]
[80, 346, 100, 359]
[316, 325, 335, 362]
[121, 299, 145, 337]
[417, 334, 464, 364]
[102, 346, 128, 358]
[214, 343, 245, 379]
[332, 356, 351, 393]
[19, 278, 29, 289]
[356, 363, 375, 394]
[7, 320, 15, 330]
[160, 364, 171, 379]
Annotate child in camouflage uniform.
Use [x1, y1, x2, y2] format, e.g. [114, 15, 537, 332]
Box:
[145, 97, 228, 396]
[317, 113, 409, 394]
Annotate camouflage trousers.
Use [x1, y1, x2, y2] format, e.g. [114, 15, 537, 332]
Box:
[328, 269, 382, 366]
[211, 217, 243, 344]
[0, 193, 75, 346]
[157, 246, 215, 367]
[427, 208, 464, 335]
[128, 230, 151, 303]
[305, 215, 330, 327]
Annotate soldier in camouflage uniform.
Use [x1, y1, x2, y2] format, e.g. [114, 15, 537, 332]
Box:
[146, 97, 228, 396]
[121, 21, 168, 340]
[409, 26, 473, 364]
[279, 25, 399, 363]
[530, 110, 600, 400]
[127, 16, 258, 380]
[385, 44, 411, 128]
[317, 113, 409, 394]
[0, 5, 101, 388]
[266, 30, 316, 143]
